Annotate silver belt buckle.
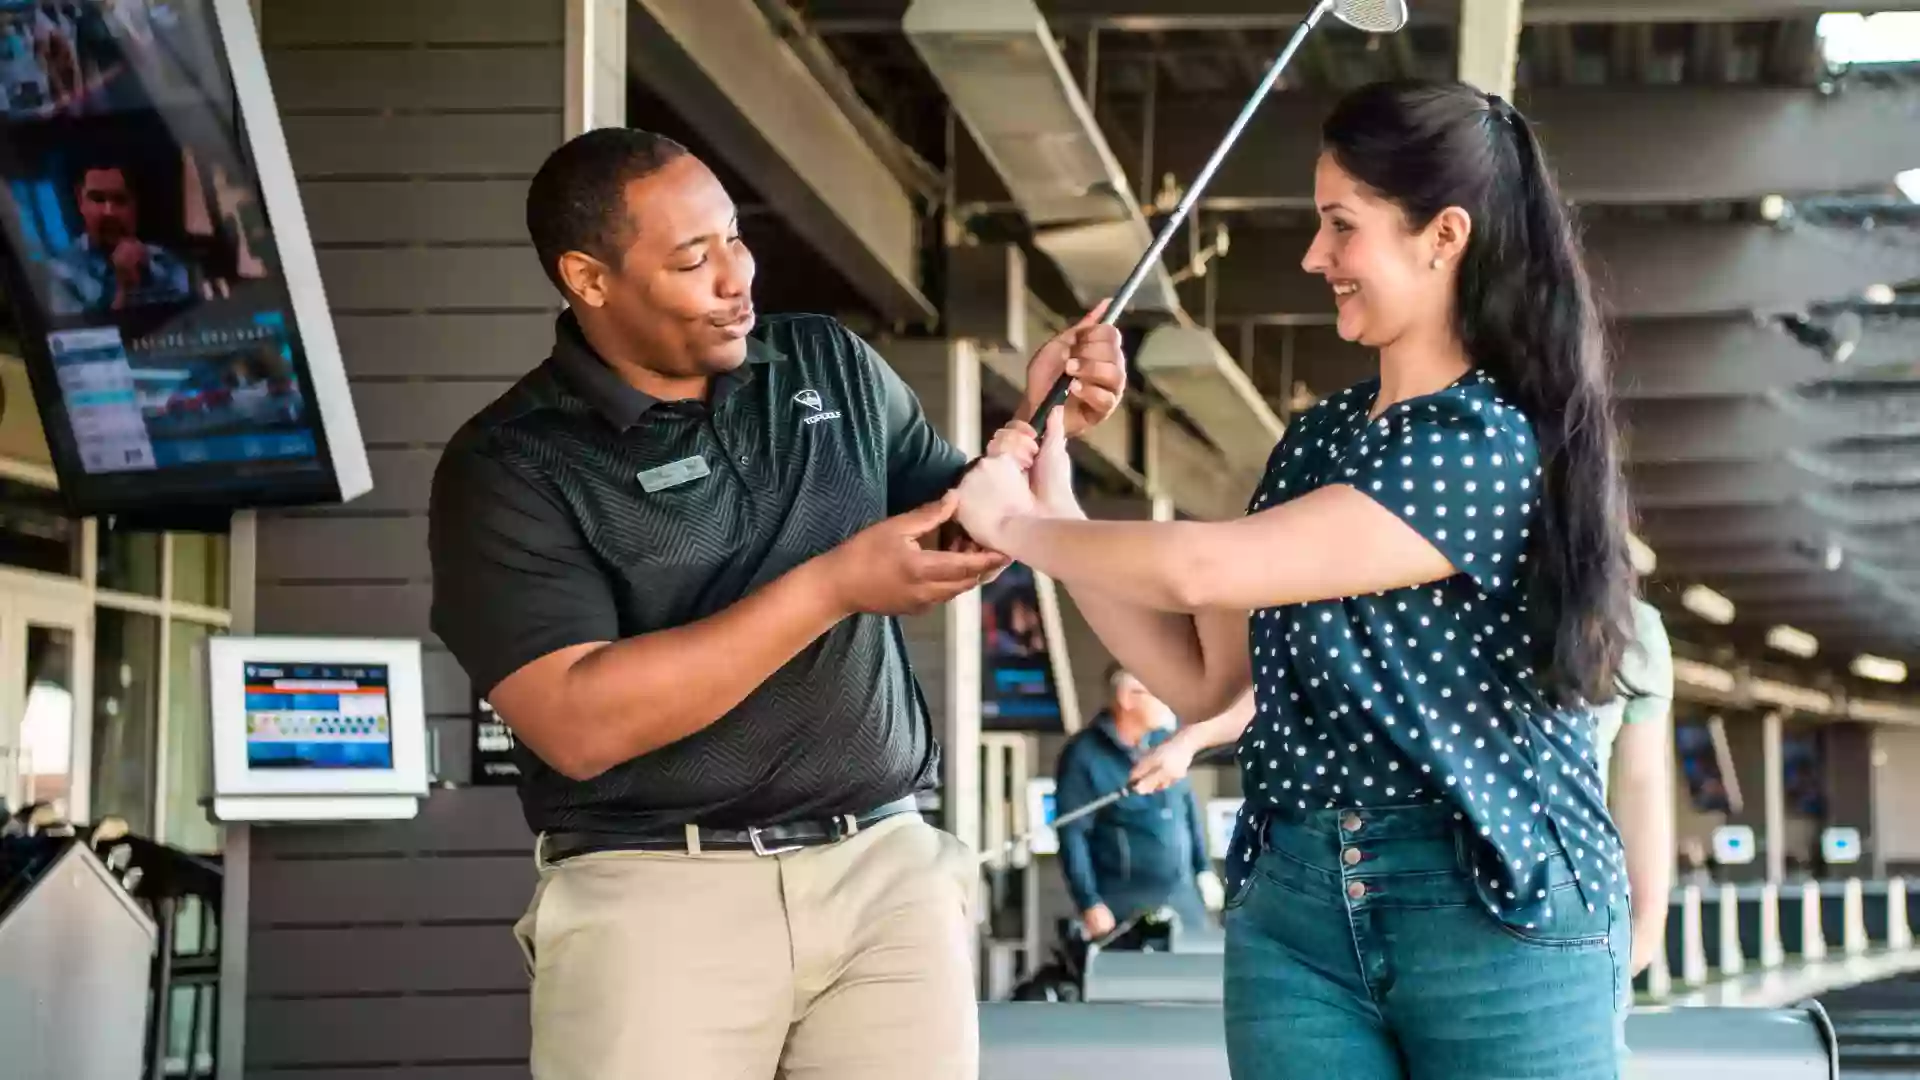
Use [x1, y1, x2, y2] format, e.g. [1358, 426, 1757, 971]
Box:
[749, 826, 802, 857]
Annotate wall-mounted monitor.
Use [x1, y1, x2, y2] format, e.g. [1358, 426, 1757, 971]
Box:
[208, 636, 426, 822]
[981, 562, 1082, 733]
[0, 0, 367, 517]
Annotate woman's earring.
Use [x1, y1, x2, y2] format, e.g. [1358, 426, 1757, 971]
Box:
[1430, 257, 1444, 270]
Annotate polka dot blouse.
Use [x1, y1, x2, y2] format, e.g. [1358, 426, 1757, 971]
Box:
[1228, 370, 1626, 930]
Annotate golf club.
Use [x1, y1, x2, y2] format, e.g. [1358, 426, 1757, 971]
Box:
[1028, 0, 1411, 426]
[974, 745, 1240, 866]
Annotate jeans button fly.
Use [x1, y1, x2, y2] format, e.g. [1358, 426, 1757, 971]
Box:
[1346, 880, 1366, 900]
[1340, 812, 1362, 832]
[1342, 847, 1362, 867]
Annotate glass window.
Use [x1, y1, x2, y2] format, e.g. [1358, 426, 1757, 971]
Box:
[97, 522, 162, 597]
[163, 620, 220, 853]
[171, 532, 229, 609]
[16, 623, 77, 818]
[0, 477, 80, 577]
[90, 608, 161, 833]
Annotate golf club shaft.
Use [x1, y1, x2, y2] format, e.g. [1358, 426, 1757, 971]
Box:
[977, 783, 1134, 866]
[1027, 0, 1336, 426]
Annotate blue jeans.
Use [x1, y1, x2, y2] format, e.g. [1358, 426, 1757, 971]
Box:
[1223, 804, 1629, 1080]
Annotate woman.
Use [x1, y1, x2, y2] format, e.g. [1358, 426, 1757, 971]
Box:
[956, 80, 1641, 1078]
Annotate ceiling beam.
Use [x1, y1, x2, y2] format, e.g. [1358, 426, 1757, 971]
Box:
[1621, 399, 1840, 462]
[627, 0, 933, 323]
[1628, 461, 1821, 509]
[1141, 84, 1920, 209]
[1195, 222, 1920, 320]
[1459, 0, 1525, 97]
[801, 0, 1920, 32]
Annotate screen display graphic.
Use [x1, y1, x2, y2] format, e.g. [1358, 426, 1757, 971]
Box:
[0, 0, 347, 512]
[244, 661, 393, 771]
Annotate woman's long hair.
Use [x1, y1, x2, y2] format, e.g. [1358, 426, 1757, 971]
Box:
[1321, 79, 1635, 707]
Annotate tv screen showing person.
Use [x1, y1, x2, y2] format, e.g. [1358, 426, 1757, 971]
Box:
[45, 156, 189, 313]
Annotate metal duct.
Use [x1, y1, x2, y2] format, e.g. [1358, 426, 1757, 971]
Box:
[1136, 324, 1285, 472]
[902, 0, 1180, 314]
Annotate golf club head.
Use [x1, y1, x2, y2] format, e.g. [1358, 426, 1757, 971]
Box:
[1333, 0, 1410, 33]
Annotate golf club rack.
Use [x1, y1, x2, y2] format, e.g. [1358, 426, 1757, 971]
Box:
[0, 800, 223, 1080]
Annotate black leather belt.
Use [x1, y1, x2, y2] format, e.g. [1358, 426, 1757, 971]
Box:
[538, 796, 921, 863]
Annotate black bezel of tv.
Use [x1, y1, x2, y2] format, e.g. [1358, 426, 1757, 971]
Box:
[0, 0, 350, 517]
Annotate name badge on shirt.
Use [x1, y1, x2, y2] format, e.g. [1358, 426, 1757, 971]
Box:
[636, 455, 711, 493]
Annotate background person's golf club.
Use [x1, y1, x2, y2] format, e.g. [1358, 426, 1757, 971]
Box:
[1027, 0, 1411, 426]
[974, 746, 1239, 866]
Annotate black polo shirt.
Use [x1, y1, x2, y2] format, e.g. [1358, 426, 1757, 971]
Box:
[428, 311, 970, 835]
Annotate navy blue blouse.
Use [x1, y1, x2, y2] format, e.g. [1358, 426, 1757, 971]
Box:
[1227, 370, 1626, 930]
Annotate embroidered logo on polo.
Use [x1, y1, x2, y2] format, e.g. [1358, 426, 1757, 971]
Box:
[793, 388, 842, 426]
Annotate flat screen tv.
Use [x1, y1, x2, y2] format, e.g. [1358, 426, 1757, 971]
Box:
[0, 0, 366, 517]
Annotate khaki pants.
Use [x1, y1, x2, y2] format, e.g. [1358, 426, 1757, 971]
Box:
[514, 813, 979, 1079]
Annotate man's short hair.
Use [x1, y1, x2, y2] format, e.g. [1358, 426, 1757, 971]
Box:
[524, 128, 690, 295]
[1106, 661, 1132, 691]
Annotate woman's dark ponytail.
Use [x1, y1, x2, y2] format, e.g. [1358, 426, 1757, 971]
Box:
[1324, 81, 1636, 707]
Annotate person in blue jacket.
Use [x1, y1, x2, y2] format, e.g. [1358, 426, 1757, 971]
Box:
[1055, 663, 1223, 938]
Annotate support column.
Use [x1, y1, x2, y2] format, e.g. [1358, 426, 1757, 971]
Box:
[1822, 722, 1880, 877]
[1724, 711, 1786, 883]
[878, 337, 984, 853]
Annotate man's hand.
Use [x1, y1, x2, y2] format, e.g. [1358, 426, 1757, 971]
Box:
[820, 492, 1006, 616]
[1023, 300, 1126, 436]
[1082, 903, 1117, 939]
[1196, 870, 1226, 913]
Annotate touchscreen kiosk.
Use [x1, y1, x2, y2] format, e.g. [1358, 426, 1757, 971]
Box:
[208, 636, 427, 822]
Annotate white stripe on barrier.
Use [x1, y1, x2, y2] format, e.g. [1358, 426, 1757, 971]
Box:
[1718, 882, 1745, 977]
[1759, 882, 1785, 969]
[1844, 877, 1869, 956]
[1800, 880, 1826, 962]
[1680, 884, 1709, 987]
[1891, 877, 1913, 951]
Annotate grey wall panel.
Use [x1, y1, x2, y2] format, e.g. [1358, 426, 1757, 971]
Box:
[248, 2, 564, 1073]
[423, 647, 472, 715]
[249, 925, 527, 995]
[268, 48, 566, 112]
[317, 249, 552, 313]
[255, 787, 531, 858]
[284, 114, 561, 178]
[351, 381, 515, 446]
[337, 313, 556, 380]
[303, 181, 534, 245]
[262, 0, 562, 47]
[254, 583, 434, 640]
[255, 515, 430, 580]
[249, 855, 535, 926]
[245, 993, 530, 1067]
[359, 447, 447, 511]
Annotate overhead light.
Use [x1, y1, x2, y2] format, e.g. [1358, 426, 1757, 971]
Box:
[1824, 539, 1846, 572]
[1627, 532, 1657, 576]
[1766, 624, 1820, 659]
[1852, 654, 1909, 684]
[1673, 658, 1738, 694]
[1864, 283, 1897, 305]
[1681, 584, 1737, 625]
[1818, 12, 1920, 65]
[1899, 168, 1920, 204]
[1759, 194, 1789, 222]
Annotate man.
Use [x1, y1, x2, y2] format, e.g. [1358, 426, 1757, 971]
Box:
[1056, 664, 1224, 939]
[427, 128, 1124, 1080]
[46, 161, 191, 314]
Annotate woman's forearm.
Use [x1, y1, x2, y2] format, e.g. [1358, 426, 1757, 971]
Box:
[1000, 515, 1213, 612]
[1181, 690, 1256, 750]
[1612, 721, 1676, 920]
[1061, 583, 1219, 719]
